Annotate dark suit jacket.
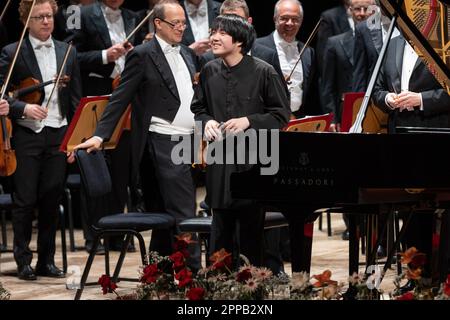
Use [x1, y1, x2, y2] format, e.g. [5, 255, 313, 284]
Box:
[72, 2, 137, 95]
[0, 37, 82, 122]
[179, 0, 221, 46]
[94, 38, 199, 180]
[372, 36, 450, 129]
[0, 22, 8, 50]
[256, 32, 319, 116]
[322, 30, 354, 123]
[316, 4, 351, 74]
[352, 20, 383, 92]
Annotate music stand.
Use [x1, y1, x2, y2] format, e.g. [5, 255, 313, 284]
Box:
[283, 113, 333, 132]
[60, 96, 131, 152]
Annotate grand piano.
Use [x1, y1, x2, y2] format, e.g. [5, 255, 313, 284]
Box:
[230, 0, 450, 283]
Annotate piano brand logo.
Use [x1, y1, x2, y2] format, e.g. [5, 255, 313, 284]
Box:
[170, 121, 280, 175]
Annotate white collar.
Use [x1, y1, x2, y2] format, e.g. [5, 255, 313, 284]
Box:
[155, 34, 179, 52]
[273, 30, 298, 48]
[29, 34, 54, 49]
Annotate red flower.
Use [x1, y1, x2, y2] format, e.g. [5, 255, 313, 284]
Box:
[169, 251, 186, 272]
[173, 240, 190, 258]
[175, 268, 193, 288]
[210, 249, 233, 271]
[186, 287, 205, 300]
[312, 270, 338, 287]
[140, 263, 160, 284]
[236, 268, 252, 283]
[98, 274, 118, 295]
[396, 292, 415, 300]
[409, 253, 427, 269]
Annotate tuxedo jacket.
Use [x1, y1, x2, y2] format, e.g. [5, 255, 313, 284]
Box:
[94, 38, 199, 180]
[316, 4, 351, 74]
[72, 2, 137, 95]
[179, 0, 221, 46]
[372, 36, 450, 129]
[0, 37, 82, 123]
[322, 30, 355, 123]
[352, 20, 383, 92]
[0, 22, 8, 50]
[256, 32, 319, 116]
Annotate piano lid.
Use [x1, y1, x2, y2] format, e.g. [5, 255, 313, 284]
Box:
[380, 0, 450, 93]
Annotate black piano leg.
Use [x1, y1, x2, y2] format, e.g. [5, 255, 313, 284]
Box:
[286, 216, 312, 273]
[348, 214, 359, 275]
[438, 209, 450, 283]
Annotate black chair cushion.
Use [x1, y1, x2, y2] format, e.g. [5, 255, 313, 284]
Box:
[179, 217, 212, 233]
[66, 174, 81, 188]
[264, 212, 288, 229]
[97, 213, 175, 231]
[75, 149, 111, 198]
[0, 193, 13, 208]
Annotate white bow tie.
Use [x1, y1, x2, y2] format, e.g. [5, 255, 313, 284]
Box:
[186, 3, 207, 18]
[164, 44, 180, 55]
[35, 40, 53, 50]
[104, 7, 122, 23]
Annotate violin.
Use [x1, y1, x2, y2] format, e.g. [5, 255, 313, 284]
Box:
[0, 0, 38, 176]
[10, 75, 70, 105]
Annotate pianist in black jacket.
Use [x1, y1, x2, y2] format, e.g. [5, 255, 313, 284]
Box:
[373, 35, 450, 280]
[191, 15, 290, 268]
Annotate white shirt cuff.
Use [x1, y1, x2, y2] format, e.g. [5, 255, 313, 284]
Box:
[102, 50, 108, 65]
[93, 136, 104, 144]
[385, 93, 396, 110]
[419, 93, 424, 111]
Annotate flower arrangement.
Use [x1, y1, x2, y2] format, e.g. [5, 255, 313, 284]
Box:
[0, 282, 10, 300]
[97, 239, 449, 301]
[391, 247, 450, 300]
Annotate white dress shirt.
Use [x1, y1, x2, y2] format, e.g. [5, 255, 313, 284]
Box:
[273, 30, 303, 112]
[18, 35, 67, 133]
[149, 35, 195, 135]
[185, 0, 210, 42]
[100, 3, 127, 79]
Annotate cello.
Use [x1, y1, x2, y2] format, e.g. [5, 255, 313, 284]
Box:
[0, 0, 37, 176]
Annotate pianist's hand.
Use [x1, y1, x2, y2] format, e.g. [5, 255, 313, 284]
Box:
[222, 117, 250, 135]
[204, 120, 223, 141]
[394, 91, 421, 112]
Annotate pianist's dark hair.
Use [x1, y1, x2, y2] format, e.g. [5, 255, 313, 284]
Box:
[210, 14, 256, 55]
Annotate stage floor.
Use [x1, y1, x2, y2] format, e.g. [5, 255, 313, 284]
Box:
[0, 189, 399, 300]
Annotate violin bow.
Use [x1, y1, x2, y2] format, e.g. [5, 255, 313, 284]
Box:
[285, 18, 322, 84]
[0, 0, 37, 101]
[0, 0, 11, 23]
[125, 9, 154, 42]
[44, 42, 73, 110]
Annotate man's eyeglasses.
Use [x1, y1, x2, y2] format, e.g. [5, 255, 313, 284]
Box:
[278, 16, 301, 25]
[351, 6, 371, 12]
[157, 18, 187, 30]
[30, 14, 54, 22]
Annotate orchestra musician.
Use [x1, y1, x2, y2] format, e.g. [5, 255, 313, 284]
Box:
[373, 35, 450, 286]
[179, 0, 220, 56]
[74, 0, 201, 271]
[256, 0, 319, 118]
[0, 0, 82, 281]
[71, 0, 137, 253]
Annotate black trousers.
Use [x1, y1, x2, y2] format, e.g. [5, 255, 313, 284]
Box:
[144, 132, 201, 270]
[11, 125, 67, 267]
[210, 206, 265, 268]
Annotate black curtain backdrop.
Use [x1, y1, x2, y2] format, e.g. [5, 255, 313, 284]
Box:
[1, 0, 342, 44]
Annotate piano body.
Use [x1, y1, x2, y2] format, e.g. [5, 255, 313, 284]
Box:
[230, 0, 450, 283]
